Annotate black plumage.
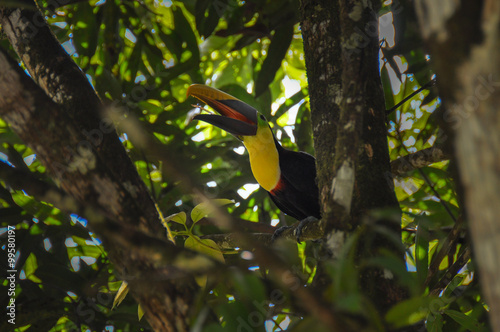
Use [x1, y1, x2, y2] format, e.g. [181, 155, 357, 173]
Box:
[268, 137, 321, 221]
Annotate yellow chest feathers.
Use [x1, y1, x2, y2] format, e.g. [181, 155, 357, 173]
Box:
[243, 126, 281, 191]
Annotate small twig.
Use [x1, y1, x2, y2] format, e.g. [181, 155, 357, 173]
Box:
[429, 246, 471, 296]
[270, 316, 286, 330]
[202, 233, 273, 248]
[197, 216, 276, 234]
[417, 167, 457, 223]
[386, 79, 437, 115]
[141, 151, 156, 201]
[201, 218, 324, 249]
[136, 0, 160, 15]
[424, 216, 464, 287]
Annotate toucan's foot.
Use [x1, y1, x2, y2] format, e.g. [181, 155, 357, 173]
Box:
[271, 225, 293, 242]
[271, 216, 319, 243]
[294, 216, 318, 243]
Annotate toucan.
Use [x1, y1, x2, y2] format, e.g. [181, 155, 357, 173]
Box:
[187, 84, 320, 241]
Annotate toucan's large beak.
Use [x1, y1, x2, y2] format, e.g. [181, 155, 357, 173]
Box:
[187, 84, 258, 136]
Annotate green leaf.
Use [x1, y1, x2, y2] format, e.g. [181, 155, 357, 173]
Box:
[385, 296, 433, 328]
[184, 236, 224, 263]
[381, 63, 395, 110]
[112, 281, 129, 310]
[426, 312, 444, 332]
[158, 29, 183, 60]
[138, 303, 145, 321]
[294, 103, 313, 154]
[230, 271, 266, 305]
[255, 23, 294, 97]
[195, 0, 224, 38]
[24, 252, 40, 282]
[72, 3, 99, 60]
[272, 88, 305, 119]
[335, 293, 364, 314]
[125, 37, 143, 82]
[442, 274, 465, 298]
[214, 301, 256, 331]
[190, 199, 234, 223]
[185, 236, 224, 288]
[443, 309, 482, 331]
[415, 218, 429, 287]
[165, 211, 187, 225]
[94, 68, 123, 99]
[173, 6, 200, 60]
[218, 84, 258, 108]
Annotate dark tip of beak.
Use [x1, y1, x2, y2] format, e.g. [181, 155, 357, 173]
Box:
[194, 114, 258, 136]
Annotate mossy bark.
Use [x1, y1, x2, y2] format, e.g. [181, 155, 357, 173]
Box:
[300, 0, 407, 315]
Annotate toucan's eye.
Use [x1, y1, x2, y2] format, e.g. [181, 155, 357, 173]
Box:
[259, 114, 265, 120]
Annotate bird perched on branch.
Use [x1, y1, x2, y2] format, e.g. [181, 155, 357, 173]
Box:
[187, 84, 320, 242]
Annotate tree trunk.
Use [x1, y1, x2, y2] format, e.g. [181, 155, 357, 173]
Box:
[414, 1, 500, 330]
[300, 0, 407, 314]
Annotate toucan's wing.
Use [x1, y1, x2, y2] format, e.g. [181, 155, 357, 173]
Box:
[280, 150, 317, 195]
[270, 148, 321, 220]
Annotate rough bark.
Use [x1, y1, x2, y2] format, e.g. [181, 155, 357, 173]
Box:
[391, 145, 451, 176]
[0, 47, 204, 331]
[300, 0, 407, 315]
[414, 0, 500, 330]
[0, 3, 161, 233]
[0, 2, 202, 328]
[300, 0, 341, 228]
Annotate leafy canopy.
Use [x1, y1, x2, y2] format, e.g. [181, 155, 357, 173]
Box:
[0, 0, 486, 331]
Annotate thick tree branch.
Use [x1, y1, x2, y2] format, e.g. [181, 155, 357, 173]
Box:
[0, 2, 161, 232]
[0, 48, 145, 229]
[391, 145, 451, 176]
[0, 48, 197, 331]
[0, 159, 219, 275]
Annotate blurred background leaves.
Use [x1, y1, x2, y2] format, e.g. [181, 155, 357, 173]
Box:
[0, 0, 486, 331]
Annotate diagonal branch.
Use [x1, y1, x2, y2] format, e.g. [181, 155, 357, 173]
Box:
[202, 217, 324, 248]
[424, 216, 465, 287]
[0, 2, 160, 231]
[197, 216, 276, 234]
[0, 159, 219, 277]
[391, 145, 451, 176]
[429, 246, 471, 297]
[386, 79, 437, 115]
[0, 48, 197, 331]
[0, 48, 145, 229]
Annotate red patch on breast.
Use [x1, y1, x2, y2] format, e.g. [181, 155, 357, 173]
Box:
[269, 177, 285, 194]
